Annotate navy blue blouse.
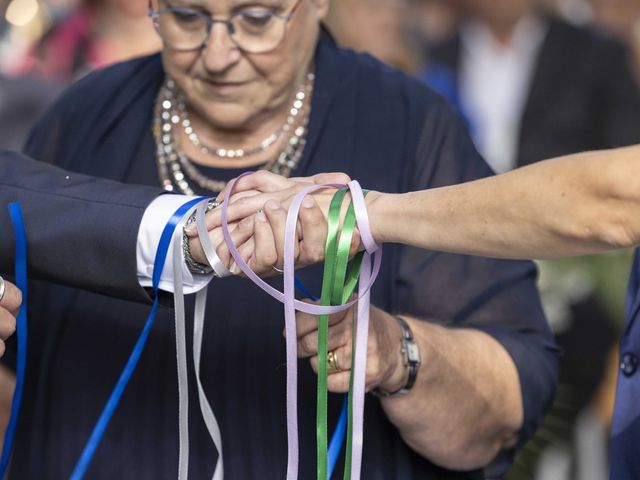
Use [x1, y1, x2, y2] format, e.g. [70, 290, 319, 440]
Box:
[12, 33, 558, 479]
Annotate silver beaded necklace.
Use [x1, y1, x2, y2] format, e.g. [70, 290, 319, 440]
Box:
[180, 74, 312, 159]
[153, 74, 314, 195]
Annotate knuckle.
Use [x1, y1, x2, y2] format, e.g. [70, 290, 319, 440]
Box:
[310, 245, 325, 263]
[367, 357, 382, 380]
[301, 336, 316, 355]
[254, 170, 270, 179]
[239, 216, 252, 229]
[260, 249, 278, 267]
[333, 172, 351, 184]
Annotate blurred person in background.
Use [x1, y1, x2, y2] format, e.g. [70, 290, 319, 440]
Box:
[428, 0, 640, 173]
[324, 0, 421, 72]
[424, 0, 640, 478]
[324, 0, 464, 110]
[539, 0, 593, 24]
[15, 0, 160, 82]
[589, 0, 640, 80]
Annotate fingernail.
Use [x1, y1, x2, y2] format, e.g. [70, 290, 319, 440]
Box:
[302, 196, 315, 208]
[265, 200, 280, 211]
[185, 224, 196, 234]
[229, 262, 238, 274]
[256, 211, 267, 223]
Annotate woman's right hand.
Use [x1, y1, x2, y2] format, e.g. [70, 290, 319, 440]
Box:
[0, 277, 21, 358]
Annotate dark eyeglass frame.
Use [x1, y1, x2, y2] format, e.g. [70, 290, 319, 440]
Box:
[147, 0, 304, 54]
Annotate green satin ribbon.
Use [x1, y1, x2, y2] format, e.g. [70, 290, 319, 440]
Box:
[318, 189, 366, 480]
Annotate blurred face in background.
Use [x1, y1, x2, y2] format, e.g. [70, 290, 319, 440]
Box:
[415, 0, 460, 44]
[590, 0, 640, 39]
[326, 0, 418, 71]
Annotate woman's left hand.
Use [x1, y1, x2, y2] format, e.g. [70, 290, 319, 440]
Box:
[294, 302, 408, 393]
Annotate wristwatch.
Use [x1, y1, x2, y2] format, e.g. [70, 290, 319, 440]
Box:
[372, 315, 422, 398]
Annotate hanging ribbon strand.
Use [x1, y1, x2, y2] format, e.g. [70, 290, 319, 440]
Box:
[0, 204, 29, 478]
[70, 197, 205, 480]
[216, 174, 381, 480]
[1, 174, 379, 480]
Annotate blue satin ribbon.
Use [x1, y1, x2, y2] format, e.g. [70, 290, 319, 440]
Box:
[0, 204, 28, 477]
[0, 200, 346, 479]
[70, 197, 204, 480]
[294, 278, 347, 480]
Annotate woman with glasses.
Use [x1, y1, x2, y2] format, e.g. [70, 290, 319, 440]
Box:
[13, 0, 557, 478]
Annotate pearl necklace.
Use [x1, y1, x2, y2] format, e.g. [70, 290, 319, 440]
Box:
[153, 74, 313, 195]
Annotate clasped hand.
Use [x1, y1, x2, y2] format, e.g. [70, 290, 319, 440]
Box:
[184, 171, 402, 394]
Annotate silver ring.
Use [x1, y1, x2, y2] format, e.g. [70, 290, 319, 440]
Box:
[0, 276, 5, 303]
[273, 266, 284, 274]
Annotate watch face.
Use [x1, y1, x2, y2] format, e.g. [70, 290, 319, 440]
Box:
[406, 342, 421, 364]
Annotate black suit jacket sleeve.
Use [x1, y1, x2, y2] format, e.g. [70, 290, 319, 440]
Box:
[0, 150, 161, 303]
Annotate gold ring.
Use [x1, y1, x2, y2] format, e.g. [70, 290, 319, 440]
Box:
[327, 350, 341, 374]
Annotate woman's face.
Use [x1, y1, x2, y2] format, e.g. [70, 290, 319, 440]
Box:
[159, 0, 327, 131]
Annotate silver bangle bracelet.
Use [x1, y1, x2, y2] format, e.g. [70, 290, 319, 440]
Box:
[182, 199, 220, 275]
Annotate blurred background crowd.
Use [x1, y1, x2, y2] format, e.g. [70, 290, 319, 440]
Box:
[2, 0, 640, 478]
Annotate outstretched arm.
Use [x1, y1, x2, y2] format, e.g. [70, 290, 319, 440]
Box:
[368, 145, 640, 259]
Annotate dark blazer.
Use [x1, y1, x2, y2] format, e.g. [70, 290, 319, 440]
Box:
[0, 150, 158, 301]
[10, 33, 557, 479]
[429, 16, 640, 166]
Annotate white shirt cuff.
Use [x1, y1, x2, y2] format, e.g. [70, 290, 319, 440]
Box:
[137, 194, 213, 294]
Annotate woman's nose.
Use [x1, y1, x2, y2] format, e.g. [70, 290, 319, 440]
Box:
[201, 22, 242, 73]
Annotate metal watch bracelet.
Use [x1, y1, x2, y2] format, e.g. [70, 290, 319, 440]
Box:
[182, 199, 220, 275]
[372, 315, 422, 398]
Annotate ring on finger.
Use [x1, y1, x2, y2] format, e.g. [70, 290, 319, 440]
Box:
[328, 349, 342, 374]
[272, 266, 285, 274]
[0, 276, 5, 303]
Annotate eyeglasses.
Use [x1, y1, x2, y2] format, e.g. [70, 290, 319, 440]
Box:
[148, 0, 303, 54]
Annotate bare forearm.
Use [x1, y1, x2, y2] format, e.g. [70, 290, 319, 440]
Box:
[381, 319, 522, 470]
[369, 146, 640, 259]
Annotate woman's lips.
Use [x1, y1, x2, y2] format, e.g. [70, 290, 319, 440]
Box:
[199, 78, 250, 95]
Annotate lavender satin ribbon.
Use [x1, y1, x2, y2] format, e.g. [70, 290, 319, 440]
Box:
[217, 174, 381, 479]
